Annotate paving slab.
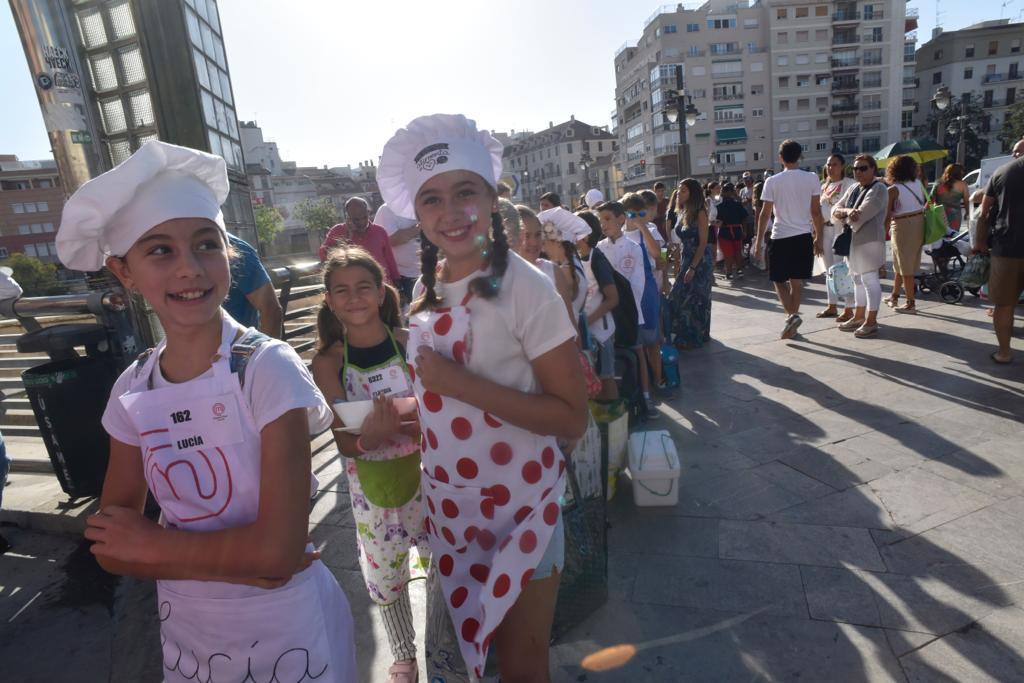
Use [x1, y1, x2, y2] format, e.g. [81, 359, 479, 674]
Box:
[720, 519, 885, 571]
[771, 484, 898, 530]
[778, 442, 897, 491]
[922, 439, 1024, 500]
[607, 513, 718, 559]
[631, 553, 806, 617]
[900, 606, 1024, 682]
[867, 468, 996, 536]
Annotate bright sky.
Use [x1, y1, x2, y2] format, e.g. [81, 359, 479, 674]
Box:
[0, 0, 992, 167]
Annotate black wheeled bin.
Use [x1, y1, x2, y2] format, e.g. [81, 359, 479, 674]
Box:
[18, 324, 120, 498]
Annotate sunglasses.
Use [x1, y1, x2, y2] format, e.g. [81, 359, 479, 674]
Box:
[853, 165, 872, 172]
[625, 210, 647, 219]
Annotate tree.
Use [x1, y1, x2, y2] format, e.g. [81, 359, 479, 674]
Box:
[1, 253, 61, 296]
[999, 101, 1024, 151]
[294, 197, 340, 240]
[917, 93, 990, 169]
[253, 204, 284, 250]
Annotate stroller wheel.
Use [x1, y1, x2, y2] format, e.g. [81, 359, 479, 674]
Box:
[940, 281, 964, 304]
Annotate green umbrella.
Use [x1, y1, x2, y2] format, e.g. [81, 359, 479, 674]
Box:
[871, 138, 949, 167]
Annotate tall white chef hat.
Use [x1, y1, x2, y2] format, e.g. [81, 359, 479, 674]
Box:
[57, 140, 229, 272]
[584, 188, 604, 208]
[378, 114, 504, 220]
[537, 206, 592, 244]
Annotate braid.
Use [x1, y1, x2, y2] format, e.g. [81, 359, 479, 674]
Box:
[410, 231, 441, 314]
[469, 211, 509, 300]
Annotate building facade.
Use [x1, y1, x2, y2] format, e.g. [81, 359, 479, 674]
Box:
[501, 117, 617, 207]
[42, 0, 258, 249]
[0, 157, 64, 265]
[613, 0, 917, 189]
[914, 20, 1024, 158]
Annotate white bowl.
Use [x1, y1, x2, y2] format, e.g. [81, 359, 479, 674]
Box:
[332, 400, 373, 430]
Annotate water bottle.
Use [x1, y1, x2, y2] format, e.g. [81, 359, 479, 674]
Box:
[661, 344, 680, 388]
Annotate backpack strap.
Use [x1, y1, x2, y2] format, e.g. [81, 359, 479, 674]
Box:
[230, 328, 272, 390]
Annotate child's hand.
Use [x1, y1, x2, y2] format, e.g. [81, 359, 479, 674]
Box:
[85, 506, 163, 564]
[359, 395, 402, 450]
[234, 549, 321, 589]
[415, 346, 466, 398]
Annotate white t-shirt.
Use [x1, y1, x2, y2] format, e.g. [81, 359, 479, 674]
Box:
[760, 168, 822, 240]
[412, 252, 575, 395]
[597, 235, 646, 326]
[893, 182, 926, 217]
[102, 336, 334, 446]
[374, 203, 420, 279]
[820, 178, 857, 224]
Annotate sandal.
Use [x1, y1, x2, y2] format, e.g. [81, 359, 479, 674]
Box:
[854, 324, 879, 338]
[835, 313, 855, 324]
[816, 308, 839, 318]
[896, 302, 917, 314]
[883, 296, 899, 308]
[388, 660, 419, 683]
[991, 351, 1013, 365]
[839, 318, 866, 331]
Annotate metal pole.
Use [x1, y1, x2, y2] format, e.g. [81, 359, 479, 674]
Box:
[675, 65, 689, 184]
[9, 0, 106, 195]
[955, 96, 967, 167]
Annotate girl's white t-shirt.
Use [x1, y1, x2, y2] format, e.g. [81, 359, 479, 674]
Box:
[102, 337, 334, 446]
[412, 252, 576, 395]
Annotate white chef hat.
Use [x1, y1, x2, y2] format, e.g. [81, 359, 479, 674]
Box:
[585, 188, 604, 208]
[57, 140, 229, 272]
[537, 207, 592, 244]
[378, 114, 504, 220]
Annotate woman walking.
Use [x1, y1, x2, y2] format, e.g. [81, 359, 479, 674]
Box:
[818, 154, 856, 318]
[831, 155, 889, 337]
[933, 163, 970, 233]
[669, 179, 714, 348]
[885, 155, 926, 312]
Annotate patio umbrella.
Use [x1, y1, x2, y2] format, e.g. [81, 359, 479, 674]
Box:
[871, 138, 949, 167]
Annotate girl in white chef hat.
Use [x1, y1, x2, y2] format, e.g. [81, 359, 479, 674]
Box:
[57, 140, 356, 683]
[379, 114, 588, 681]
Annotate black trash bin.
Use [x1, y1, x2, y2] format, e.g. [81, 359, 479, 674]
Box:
[18, 324, 120, 498]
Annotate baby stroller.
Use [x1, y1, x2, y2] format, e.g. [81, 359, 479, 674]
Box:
[915, 230, 980, 303]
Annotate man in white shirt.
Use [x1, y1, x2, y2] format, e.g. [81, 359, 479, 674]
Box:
[754, 140, 824, 339]
[373, 202, 420, 304]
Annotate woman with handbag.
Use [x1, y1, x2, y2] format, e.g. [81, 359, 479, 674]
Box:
[884, 155, 926, 313]
[832, 155, 889, 338]
[818, 154, 857, 318]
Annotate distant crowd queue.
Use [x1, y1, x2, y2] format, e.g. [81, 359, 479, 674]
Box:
[49, 111, 1022, 683]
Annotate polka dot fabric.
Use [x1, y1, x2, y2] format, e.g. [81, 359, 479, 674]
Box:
[407, 303, 566, 677]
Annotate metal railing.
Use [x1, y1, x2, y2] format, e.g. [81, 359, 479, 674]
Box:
[832, 58, 861, 68]
[832, 102, 860, 112]
[712, 92, 744, 101]
[0, 290, 127, 332]
[832, 34, 860, 46]
[268, 262, 324, 353]
[832, 79, 860, 91]
[833, 10, 860, 21]
[832, 125, 859, 135]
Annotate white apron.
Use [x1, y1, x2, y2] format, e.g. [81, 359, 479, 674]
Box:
[118, 315, 357, 683]
[340, 331, 429, 603]
[407, 295, 565, 678]
[582, 256, 615, 345]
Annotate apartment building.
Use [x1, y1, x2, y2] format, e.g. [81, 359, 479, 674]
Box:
[613, 1, 773, 190]
[502, 117, 617, 206]
[914, 20, 1024, 157]
[766, 0, 916, 169]
[612, 0, 918, 188]
[0, 156, 64, 265]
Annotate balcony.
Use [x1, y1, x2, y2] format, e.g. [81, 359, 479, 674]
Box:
[832, 58, 862, 69]
[863, 79, 882, 88]
[862, 121, 882, 132]
[983, 72, 1023, 84]
[832, 79, 860, 92]
[832, 102, 860, 113]
[862, 34, 885, 43]
[834, 146, 861, 155]
[863, 100, 883, 110]
[833, 10, 861, 22]
[714, 115, 746, 124]
[747, 46, 767, 53]
[710, 46, 743, 56]
[902, 97, 916, 107]
[903, 75, 917, 85]
[713, 92, 745, 101]
[833, 34, 860, 46]
[903, 52, 916, 63]
[862, 10, 885, 20]
[907, 7, 920, 17]
[688, 49, 706, 57]
[832, 125, 859, 136]
[864, 56, 884, 66]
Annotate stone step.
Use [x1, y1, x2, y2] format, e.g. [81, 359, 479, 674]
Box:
[3, 408, 42, 426]
[1, 423, 42, 438]
[0, 355, 48, 369]
[0, 377, 26, 391]
[0, 396, 31, 410]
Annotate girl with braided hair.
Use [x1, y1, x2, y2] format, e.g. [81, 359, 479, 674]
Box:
[378, 114, 587, 682]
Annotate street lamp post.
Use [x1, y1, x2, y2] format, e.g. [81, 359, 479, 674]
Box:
[579, 149, 593, 206]
[664, 64, 700, 186]
[708, 151, 718, 181]
[932, 85, 970, 167]
[522, 167, 530, 206]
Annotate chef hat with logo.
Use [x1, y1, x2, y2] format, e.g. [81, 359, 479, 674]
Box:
[584, 188, 604, 209]
[537, 206, 592, 244]
[57, 140, 229, 272]
[378, 114, 504, 220]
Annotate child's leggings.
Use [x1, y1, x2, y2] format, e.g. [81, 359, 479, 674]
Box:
[380, 588, 417, 661]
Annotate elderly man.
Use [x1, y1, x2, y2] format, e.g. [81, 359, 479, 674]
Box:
[974, 138, 1024, 364]
[318, 196, 400, 284]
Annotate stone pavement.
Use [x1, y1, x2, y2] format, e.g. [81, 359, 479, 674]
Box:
[550, 273, 1024, 682]
[1, 270, 1022, 682]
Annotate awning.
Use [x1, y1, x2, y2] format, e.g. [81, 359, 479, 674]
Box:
[716, 127, 748, 143]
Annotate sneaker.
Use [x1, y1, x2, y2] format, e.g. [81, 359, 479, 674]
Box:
[726, 272, 734, 281]
[735, 269, 745, 278]
[781, 314, 802, 339]
[643, 404, 661, 420]
[387, 660, 418, 683]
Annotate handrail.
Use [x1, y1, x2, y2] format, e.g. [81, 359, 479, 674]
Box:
[0, 290, 127, 328]
[269, 260, 324, 352]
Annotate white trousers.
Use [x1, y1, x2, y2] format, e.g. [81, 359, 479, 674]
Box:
[853, 270, 882, 312]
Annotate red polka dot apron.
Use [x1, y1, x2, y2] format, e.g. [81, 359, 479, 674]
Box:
[407, 295, 566, 677]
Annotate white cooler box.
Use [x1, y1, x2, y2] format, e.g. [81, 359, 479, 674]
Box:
[625, 430, 681, 506]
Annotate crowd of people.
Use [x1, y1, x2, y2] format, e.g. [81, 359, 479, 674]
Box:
[43, 114, 1021, 683]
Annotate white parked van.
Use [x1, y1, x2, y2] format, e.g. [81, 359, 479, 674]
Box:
[964, 154, 1014, 194]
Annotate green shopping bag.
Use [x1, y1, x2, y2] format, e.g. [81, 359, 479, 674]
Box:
[923, 185, 949, 244]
